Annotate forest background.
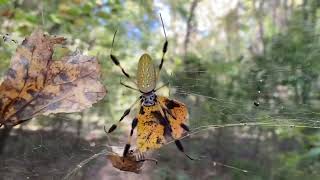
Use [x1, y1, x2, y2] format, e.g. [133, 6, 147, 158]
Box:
[1, 0, 320, 179]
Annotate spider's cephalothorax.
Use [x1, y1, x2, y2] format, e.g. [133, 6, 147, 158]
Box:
[141, 91, 157, 106]
[105, 14, 194, 161]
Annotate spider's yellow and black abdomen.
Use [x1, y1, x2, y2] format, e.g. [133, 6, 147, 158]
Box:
[136, 54, 157, 93]
[136, 96, 189, 152]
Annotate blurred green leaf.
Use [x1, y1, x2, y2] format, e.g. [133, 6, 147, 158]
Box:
[306, 147, 320, 158]
[50, 14, 62, 24]
[0, 0, 9, 5]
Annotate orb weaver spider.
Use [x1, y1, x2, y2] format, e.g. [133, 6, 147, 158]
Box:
[106, 14, 193, 160]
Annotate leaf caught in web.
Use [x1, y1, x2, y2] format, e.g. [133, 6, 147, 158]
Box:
[0, 30, 106, 127]
[107, 153, 145, 174]
[107, 149, 157, 174]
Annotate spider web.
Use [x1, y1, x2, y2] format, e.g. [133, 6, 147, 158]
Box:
[169, 69, 320, 129]
[54, 18, 320, 174]
[1, 37, 319, 179]
[0, 52, 319, 180]
[60, 63, 320, 179]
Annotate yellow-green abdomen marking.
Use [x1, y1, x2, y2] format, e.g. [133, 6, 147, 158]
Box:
[137, 54, 156, 93]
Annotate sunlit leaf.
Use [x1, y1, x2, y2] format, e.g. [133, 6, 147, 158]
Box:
[0, 0, 9, 5]
[0, 30, 106, 126]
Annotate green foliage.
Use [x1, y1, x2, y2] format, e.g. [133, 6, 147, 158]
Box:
[1, 0, 320, 179]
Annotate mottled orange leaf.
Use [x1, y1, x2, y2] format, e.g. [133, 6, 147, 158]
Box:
[158, 96, 189, 139]
[0, 30, 106, 127]
[137, 96, 189, 152]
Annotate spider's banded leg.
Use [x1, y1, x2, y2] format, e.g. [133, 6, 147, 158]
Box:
[120, 79, 139, 92]
[134, 151, 158, 164]
[105, 97, 141, 133]
[158, 13, 168, 72]
[154, 82, 169, 92]
[174, 139, 194, 160]
[180, 123, 190, 132]
[123, 117, 138, 157]
[159, 103, 176, 120]
[156, 104, 194, 160]
[136, 157, 158, 164]
[110, 30, 137, 85]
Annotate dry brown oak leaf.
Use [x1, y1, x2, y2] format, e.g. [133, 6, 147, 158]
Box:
[0, 30, 106, 127]
[107, 151, 157, 174]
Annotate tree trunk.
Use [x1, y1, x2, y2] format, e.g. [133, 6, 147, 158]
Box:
[184, 0, 200, 56]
